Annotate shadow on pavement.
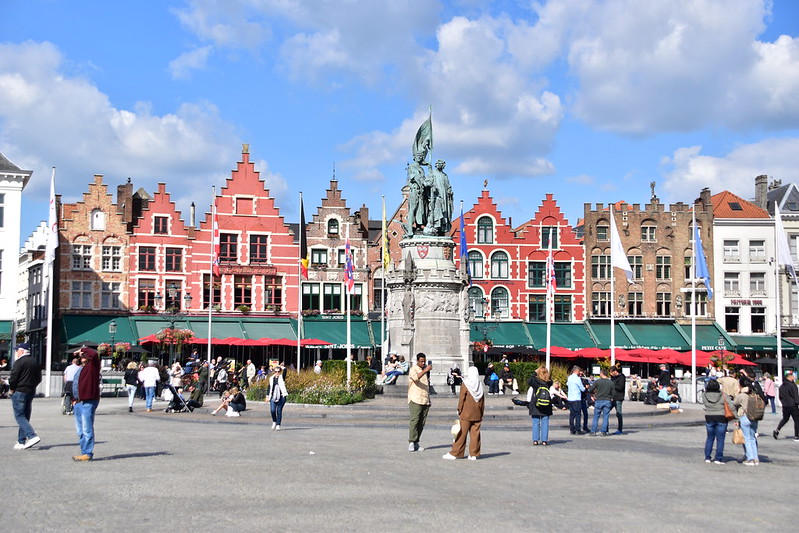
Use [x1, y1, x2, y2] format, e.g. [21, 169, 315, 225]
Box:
[92, 451, 172, 462]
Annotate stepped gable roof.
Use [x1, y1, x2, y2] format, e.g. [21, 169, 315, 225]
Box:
[767, 182, 799, 215]
[711, 190, 769, 219]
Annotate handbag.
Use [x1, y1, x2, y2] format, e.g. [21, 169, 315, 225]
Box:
[732, 427, 745, 445]
[450, 419, 461, 438]
[723, 398, 735, 421]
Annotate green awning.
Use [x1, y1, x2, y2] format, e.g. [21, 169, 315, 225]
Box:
[241, 319, 297, 340]
[0, 320, 12, 340]
[584, 321, 636, 349]
[525, 323, 596, 350]
[303, 319, 374, 348]
[185, 318, 245, 339]
[133, 318, 191, 339]
[620, 322, 691, 350]
[729, 335, 798, 354]
[61, 315, 137, 345]
[369, 321, 388, 346]
[673, 323, 730, 351]
[470, 321, 532, 347]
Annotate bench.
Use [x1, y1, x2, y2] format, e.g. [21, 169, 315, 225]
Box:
[101, 377, 125, 397]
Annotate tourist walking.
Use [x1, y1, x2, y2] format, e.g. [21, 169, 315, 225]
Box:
[138, 362, 160, 412]
[123, 361, 139, 412]
[269, 366, 288, 430]
[762, 373, 776, 414]
[443, 366, 484, 460]
[773, 372, 799, 441]
[702, 378, 735, 464]
[9, 343, 42, 450]
[610, 366, 626, 435]
[528, 366, 553, 445]
[588, 369, 613, 436]
[566, 366, 585, 435]
[734, 384, 762, 465]
[72, 346, 101, 461]
[408, 353, 432, 451]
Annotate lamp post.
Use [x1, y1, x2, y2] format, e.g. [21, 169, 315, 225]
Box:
[473, 297, 499, 361]
[109, 320, 117, 347]
[718, 336, 725, 371]
[157, 283, 190, 365]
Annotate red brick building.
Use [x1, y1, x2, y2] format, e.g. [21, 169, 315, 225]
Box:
[454, 190, 585, 322]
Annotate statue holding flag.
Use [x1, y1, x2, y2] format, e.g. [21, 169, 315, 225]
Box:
[405, 113, 452, 237]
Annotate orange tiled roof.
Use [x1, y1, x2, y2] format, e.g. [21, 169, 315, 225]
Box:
[711, 191, 769, 219]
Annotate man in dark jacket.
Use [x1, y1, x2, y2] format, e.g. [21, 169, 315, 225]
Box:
[9, 343, 42, 450]
[774, 372, 799, 441]
[610, 366, 626, 435]
[72, 346, 100, 461]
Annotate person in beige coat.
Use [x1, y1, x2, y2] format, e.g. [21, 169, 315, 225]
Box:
[443, 366, 485, 460]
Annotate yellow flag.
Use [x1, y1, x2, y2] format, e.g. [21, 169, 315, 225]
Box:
[382, 197, 390, 270]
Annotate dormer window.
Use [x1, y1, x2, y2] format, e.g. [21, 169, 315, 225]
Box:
[328, 219, 339, 235]
[90, 209, 105, 231]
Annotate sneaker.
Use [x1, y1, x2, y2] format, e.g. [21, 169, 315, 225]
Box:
[467, 455, 477, 461]
[128, 407, 133, 413]
[408, 442, 416, 452]
[773, 430, 779, 440]
[714, 460, 724, 465]
[415, 444, 424, 452]
[271, 422, 277, 430]
[498, 391, 504, 395]
[442, 453, 457, 460]
[589, 432, 598, 436]
[23, 436, 41, 449]
[275, 425, 281, 430]
[72, 454, 92, 462]
[705, 459, 711, 463]
[793, 436, 799, 442]
[211, 411, 217, 416]
[742, 460, 756, 466]
[13, 442, 25, 450]
[613, 431, 623, 435]
[599, 432, 609, 437]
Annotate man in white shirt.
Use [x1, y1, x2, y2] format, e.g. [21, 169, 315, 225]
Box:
[138, 362, 160, 412]
[566, 366, 586, 435]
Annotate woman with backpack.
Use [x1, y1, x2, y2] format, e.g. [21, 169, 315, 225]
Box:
[734, 384, 764, 465]
[528, 366, 553, 446]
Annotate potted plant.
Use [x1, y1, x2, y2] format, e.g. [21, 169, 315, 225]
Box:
[237, 305, 251, 314]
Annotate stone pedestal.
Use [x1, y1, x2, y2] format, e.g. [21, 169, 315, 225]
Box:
[386, 236, 471, 387]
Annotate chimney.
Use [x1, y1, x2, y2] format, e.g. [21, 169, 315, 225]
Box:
[754, 175, 768, 209]
[699, 188, 711, 210]
[190, 202, 196, 227]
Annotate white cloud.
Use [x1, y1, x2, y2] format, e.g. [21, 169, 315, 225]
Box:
[661, 137, 799, 201]
[0, 41, 241, 219]
[169, 46, 212, 79]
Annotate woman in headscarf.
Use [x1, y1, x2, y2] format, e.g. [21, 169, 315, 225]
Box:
[443, 366, 485, 460]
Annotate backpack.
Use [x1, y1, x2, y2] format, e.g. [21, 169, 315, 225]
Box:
[746, 392, 765, 421]
[535, 386, 551, 409]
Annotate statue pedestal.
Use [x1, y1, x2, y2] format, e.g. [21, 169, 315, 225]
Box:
[386, 236, 471, 386]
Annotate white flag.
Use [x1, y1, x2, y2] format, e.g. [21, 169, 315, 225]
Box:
[45, 167, 58, 265]
[776, 204, 797, 283]
[610, 209, 633, 282]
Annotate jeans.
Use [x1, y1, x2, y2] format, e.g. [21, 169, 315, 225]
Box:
[11, 391, 36, 443]
[532, 415, 550, 442]
[581, 399, 590, 430]
[768, 396, 776, 414]
[229, 401, 246, 413]
[126, 384, 137, 408]
[614, 400, 624, 432]
[145, 386, 156, 410]
[591, 400, 612, 433]
[739, 415, 759, 461]
[569, 401, 582, 433]
[74, 400, 99, 457]
[270, 396, 286, 425]
[704, 419, 727, 461]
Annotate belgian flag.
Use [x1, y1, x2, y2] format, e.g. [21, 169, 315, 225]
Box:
[300, 195, 309, 279]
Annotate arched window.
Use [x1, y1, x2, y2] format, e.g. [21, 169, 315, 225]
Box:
[327, 219, 339, 235]
[477, 216, 493, 244]
[468, 287, 485, 317]
[91, 209, 105, 231]
[468, 250, 484, 279]
[490, 251, 509, 278]
[491, 287, 509, 318]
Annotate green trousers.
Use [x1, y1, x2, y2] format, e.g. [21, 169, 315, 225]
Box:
[408, 401, 430, 443]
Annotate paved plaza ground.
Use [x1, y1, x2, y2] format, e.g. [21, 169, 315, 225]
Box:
[1, 392, 795, 532]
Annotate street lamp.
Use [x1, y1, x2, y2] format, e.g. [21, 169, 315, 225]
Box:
[109, 320, 117, 347]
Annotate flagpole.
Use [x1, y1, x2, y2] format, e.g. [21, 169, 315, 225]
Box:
[207, 187, 216, 389]
[691, 206, 698, 402]
[298, 192, 304, 375]
[44, 167, 57, 397]
[381, 196, 387, 360]
[545, 227, 553, 370]
[610, 206, 617, 368]
[346, 222, 352, 389]
[775, 205, 785, 386]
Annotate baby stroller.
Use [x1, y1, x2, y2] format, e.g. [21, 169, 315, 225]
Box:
[163, 382, 192, 413]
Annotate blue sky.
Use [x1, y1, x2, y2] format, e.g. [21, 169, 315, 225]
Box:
[2, 0, 798, 245]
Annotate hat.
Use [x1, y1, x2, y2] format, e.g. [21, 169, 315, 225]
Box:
[15, 342, 31, 351]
